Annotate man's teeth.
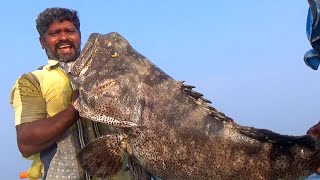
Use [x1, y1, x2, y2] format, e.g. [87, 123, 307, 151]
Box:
[59, 45, 70, 48]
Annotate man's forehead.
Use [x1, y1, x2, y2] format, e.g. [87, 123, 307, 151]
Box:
[47, 20, 77, 31]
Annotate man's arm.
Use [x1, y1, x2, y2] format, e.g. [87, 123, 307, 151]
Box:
[11, 73, 80, 158]
[16, 105, 79, 158]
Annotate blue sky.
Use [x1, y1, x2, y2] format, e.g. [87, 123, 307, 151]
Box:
[1, 1, 318, 179]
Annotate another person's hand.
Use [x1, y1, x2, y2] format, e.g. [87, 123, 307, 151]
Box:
[307, 121, 320, 174]
[307, 121, 320, 138]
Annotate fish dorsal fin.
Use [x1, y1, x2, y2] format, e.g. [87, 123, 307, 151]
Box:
[182, 81, 209, 103]
[237, 127, 317, 150]
[182, 81, 234, 123]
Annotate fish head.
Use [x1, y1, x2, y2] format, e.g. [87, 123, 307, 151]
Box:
[67, 32, 145, 127]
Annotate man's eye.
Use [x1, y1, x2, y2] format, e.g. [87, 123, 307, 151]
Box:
[68, 31, 76, 34]
[49, 32, 58, 36]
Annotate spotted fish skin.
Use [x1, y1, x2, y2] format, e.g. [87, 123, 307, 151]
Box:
[61, 32, 320, 180]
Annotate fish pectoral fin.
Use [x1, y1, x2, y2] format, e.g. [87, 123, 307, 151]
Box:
[77, 135, 124, 178]
[237, 126, 317, 149]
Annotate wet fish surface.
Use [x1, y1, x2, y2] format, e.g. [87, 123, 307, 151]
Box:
[60, 32, 320, 180]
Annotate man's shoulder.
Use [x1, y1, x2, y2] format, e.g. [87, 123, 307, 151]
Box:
[36, 65, 45, 70]
[17, 66, 45, 82]
[9, 69, 43, 104]
[11, 62, 65, 95]
[25, 63, 60, 80]
[12, 64, 47, 89]
[13, 72, 41, 93]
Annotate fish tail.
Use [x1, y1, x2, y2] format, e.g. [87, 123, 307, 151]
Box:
[77, 134, 124, 179]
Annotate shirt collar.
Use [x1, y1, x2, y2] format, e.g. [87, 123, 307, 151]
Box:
[45, 59, 76, 72]
[45, 59, 60, 70]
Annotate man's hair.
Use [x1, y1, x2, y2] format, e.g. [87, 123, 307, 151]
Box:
[36, 7, 80, 37]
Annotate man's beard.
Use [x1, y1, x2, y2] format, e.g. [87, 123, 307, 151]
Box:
[44, 40, 81, 63]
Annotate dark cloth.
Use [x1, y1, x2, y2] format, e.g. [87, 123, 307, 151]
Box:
[40, 143, 57, 180]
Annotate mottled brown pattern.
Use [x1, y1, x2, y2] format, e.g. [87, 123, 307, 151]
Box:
[60, 32, 320, 180]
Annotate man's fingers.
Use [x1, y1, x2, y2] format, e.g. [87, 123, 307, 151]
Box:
[72, 89, 80, 103]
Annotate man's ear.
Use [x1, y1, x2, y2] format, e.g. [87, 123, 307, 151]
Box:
[39, 36, 45, 49]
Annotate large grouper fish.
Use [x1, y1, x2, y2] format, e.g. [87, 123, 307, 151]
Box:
[60, 32, 320, 180]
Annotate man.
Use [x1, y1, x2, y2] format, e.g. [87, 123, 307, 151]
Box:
[10, 7, 130, 180]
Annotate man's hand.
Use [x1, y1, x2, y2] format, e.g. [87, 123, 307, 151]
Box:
[72, 89, 80, 104]
[71, 89, 80, 119]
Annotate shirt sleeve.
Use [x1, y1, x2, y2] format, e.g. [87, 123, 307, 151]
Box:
[10, 73, 47, 126]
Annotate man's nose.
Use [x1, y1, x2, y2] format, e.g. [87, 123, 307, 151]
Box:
[58, 31, 69, 41]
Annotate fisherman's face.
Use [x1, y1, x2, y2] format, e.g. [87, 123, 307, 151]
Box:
[40, 20, 81, 63]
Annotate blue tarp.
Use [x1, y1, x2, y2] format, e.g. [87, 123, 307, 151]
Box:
[304, 0, 320, 70]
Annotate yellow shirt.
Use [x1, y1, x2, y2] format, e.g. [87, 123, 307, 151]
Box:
[11, 60, 71, 125]
[10, 60, 130, 180]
